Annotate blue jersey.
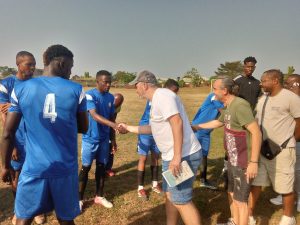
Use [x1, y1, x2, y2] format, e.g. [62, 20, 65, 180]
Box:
[192, 93, 224, 137]
[9, 76, 87, 178]
[139, 101, 151, 126]
[0, 75, 26, 145]
[82, 89, 115, 143]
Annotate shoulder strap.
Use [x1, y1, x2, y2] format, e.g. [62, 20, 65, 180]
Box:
[260, 95, 269, 130]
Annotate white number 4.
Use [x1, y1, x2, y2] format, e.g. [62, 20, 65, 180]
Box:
[43, 93, 57, 123]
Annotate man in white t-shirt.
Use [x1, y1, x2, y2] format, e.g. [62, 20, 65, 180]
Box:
[119, 70, 202, 225]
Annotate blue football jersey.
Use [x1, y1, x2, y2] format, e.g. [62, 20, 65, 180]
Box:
[192, 93, 224, 136]
[9, 76, 87, 178]
[82, 89, 115, 143]
[139, 101, 151, 126]
[0, 75, 26, 145]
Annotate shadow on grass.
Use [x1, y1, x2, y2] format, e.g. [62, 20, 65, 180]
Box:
[0, 184, 14, 224]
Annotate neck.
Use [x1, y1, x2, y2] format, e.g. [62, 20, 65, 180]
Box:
[145, 86, 158, 101]
[16, 71, 23, 80]
[270, 86, 282, 97]
[224, 94, 235, 107]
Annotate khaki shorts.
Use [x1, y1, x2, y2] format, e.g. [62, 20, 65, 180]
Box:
[252, 147, 296, 194]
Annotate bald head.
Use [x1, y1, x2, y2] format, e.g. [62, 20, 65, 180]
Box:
[114, 93, 124, 108]
[285, 74, 300, 96]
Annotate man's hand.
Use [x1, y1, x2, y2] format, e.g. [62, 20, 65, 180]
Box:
[169, 156, 182, 177]
[1, 168, 11, 184]
[245, 162, 258, 183]
[191, 125, 199, 132]
[111, 141, 118, 154]
[117, 123, 129, 134]
[11, 148, 19, 161]
[0, 103, 11, 114]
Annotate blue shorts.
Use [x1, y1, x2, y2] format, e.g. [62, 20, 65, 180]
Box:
[137, 134, 160, 156]
[81, 139, 110, 166]
[162, 150, 202, 205]
[197, 135, 210, 157]
[15, 172, 80, 220]
[10, 144, 26, 171]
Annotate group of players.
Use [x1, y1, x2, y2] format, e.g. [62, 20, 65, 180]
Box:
[0, 45, 299, 225]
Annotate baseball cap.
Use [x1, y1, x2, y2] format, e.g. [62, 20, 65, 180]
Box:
[129, 70, 158, 85]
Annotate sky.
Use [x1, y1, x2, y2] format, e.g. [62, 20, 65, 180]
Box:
[0, 0, 299, 79]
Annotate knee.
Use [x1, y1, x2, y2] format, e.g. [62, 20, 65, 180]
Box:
[79, 166, 91, 179]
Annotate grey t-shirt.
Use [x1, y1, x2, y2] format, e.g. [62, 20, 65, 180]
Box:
[256, 89, 300, 147]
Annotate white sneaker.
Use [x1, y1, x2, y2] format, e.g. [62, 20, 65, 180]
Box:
[270, 195, 282, 205]
[248, 216, 256, 225]
[279, 216, 296, 225]
[94, 196, 113, 208]
[79, 200, 83, 212]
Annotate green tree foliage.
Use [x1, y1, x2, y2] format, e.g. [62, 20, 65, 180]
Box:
[113, 71, 136, 85]
[84, 72, 90, 78]
[215, 61, 243, 78]
[0, 66, 17, 77]
[182, 68, 204, 87]
[284, 66, 295, 80]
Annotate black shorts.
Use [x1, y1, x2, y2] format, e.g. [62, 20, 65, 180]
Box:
[227, 163, 251, 202]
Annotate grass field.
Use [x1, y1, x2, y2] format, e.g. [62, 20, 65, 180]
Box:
[0, 87, 299, 225]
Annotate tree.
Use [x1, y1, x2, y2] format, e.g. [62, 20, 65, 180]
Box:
[284, 66, 295, 80]
[215, 61, 243, 78]
[182, 68, 204, 87]
[0, 66, 17, 77]
[113, 71, 136, 85]
[84, 72, 90, 78]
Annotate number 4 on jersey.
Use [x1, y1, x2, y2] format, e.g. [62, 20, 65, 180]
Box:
[43, 93, 57, 123]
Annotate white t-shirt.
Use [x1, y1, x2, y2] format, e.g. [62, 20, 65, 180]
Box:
[150, 88, 201, 161]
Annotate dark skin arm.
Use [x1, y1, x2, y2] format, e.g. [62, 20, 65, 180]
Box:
[89, 109, 117, 130]
[110, 113, 117, 154]
[295, 118, 300, 142]
[1, 112, 21, 182]
[77, 111, 89, 134]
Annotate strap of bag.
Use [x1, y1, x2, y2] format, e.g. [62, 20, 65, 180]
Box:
[260, 94, 292, 148]
[260, 95, 269, 131]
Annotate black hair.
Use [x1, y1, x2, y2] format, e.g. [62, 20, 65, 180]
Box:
[43, 44, 73, 66]
[243, 56, 257, 65]
[16, 51, 35, 64]
[96, 70, 112, 79]
[164, 79, 179, 89]
[263, 69, 284, 85]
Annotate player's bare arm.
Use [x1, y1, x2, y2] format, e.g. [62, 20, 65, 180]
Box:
[77, 111, 88, 134]
[168, 113, 183, 177]
[245, 120, 262, 183]
[0, 112, 21, 182]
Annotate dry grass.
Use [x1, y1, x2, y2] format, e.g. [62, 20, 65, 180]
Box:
[0, 87, 299, 225]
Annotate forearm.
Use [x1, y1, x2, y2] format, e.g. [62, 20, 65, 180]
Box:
[193, 120, 223, 130]
[91, 113, 116, 129]
[126, 125, 151, 134]
[172, 120, 183, 159]
[1, 133, 14, 169]
[294, 118, 300, 141]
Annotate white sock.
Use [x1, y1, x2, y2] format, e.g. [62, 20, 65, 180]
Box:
[152, 181, 158, 187]
[138, 185, 144, 191]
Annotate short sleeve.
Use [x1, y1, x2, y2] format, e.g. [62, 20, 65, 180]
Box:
[85, 92, 96, 111]
[159, 92, 179, 120]
[236, 101, 255, 127]
[0, 82, 9, 103]
[289, 94, 300, 118]
[8, 88, 21, 114]
[78, 87, 87, 112]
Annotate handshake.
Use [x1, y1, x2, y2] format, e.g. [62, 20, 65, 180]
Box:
[113, 123, 129, 134]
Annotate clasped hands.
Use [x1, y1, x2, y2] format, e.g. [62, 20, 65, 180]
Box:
[113, 123, 129, 134]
